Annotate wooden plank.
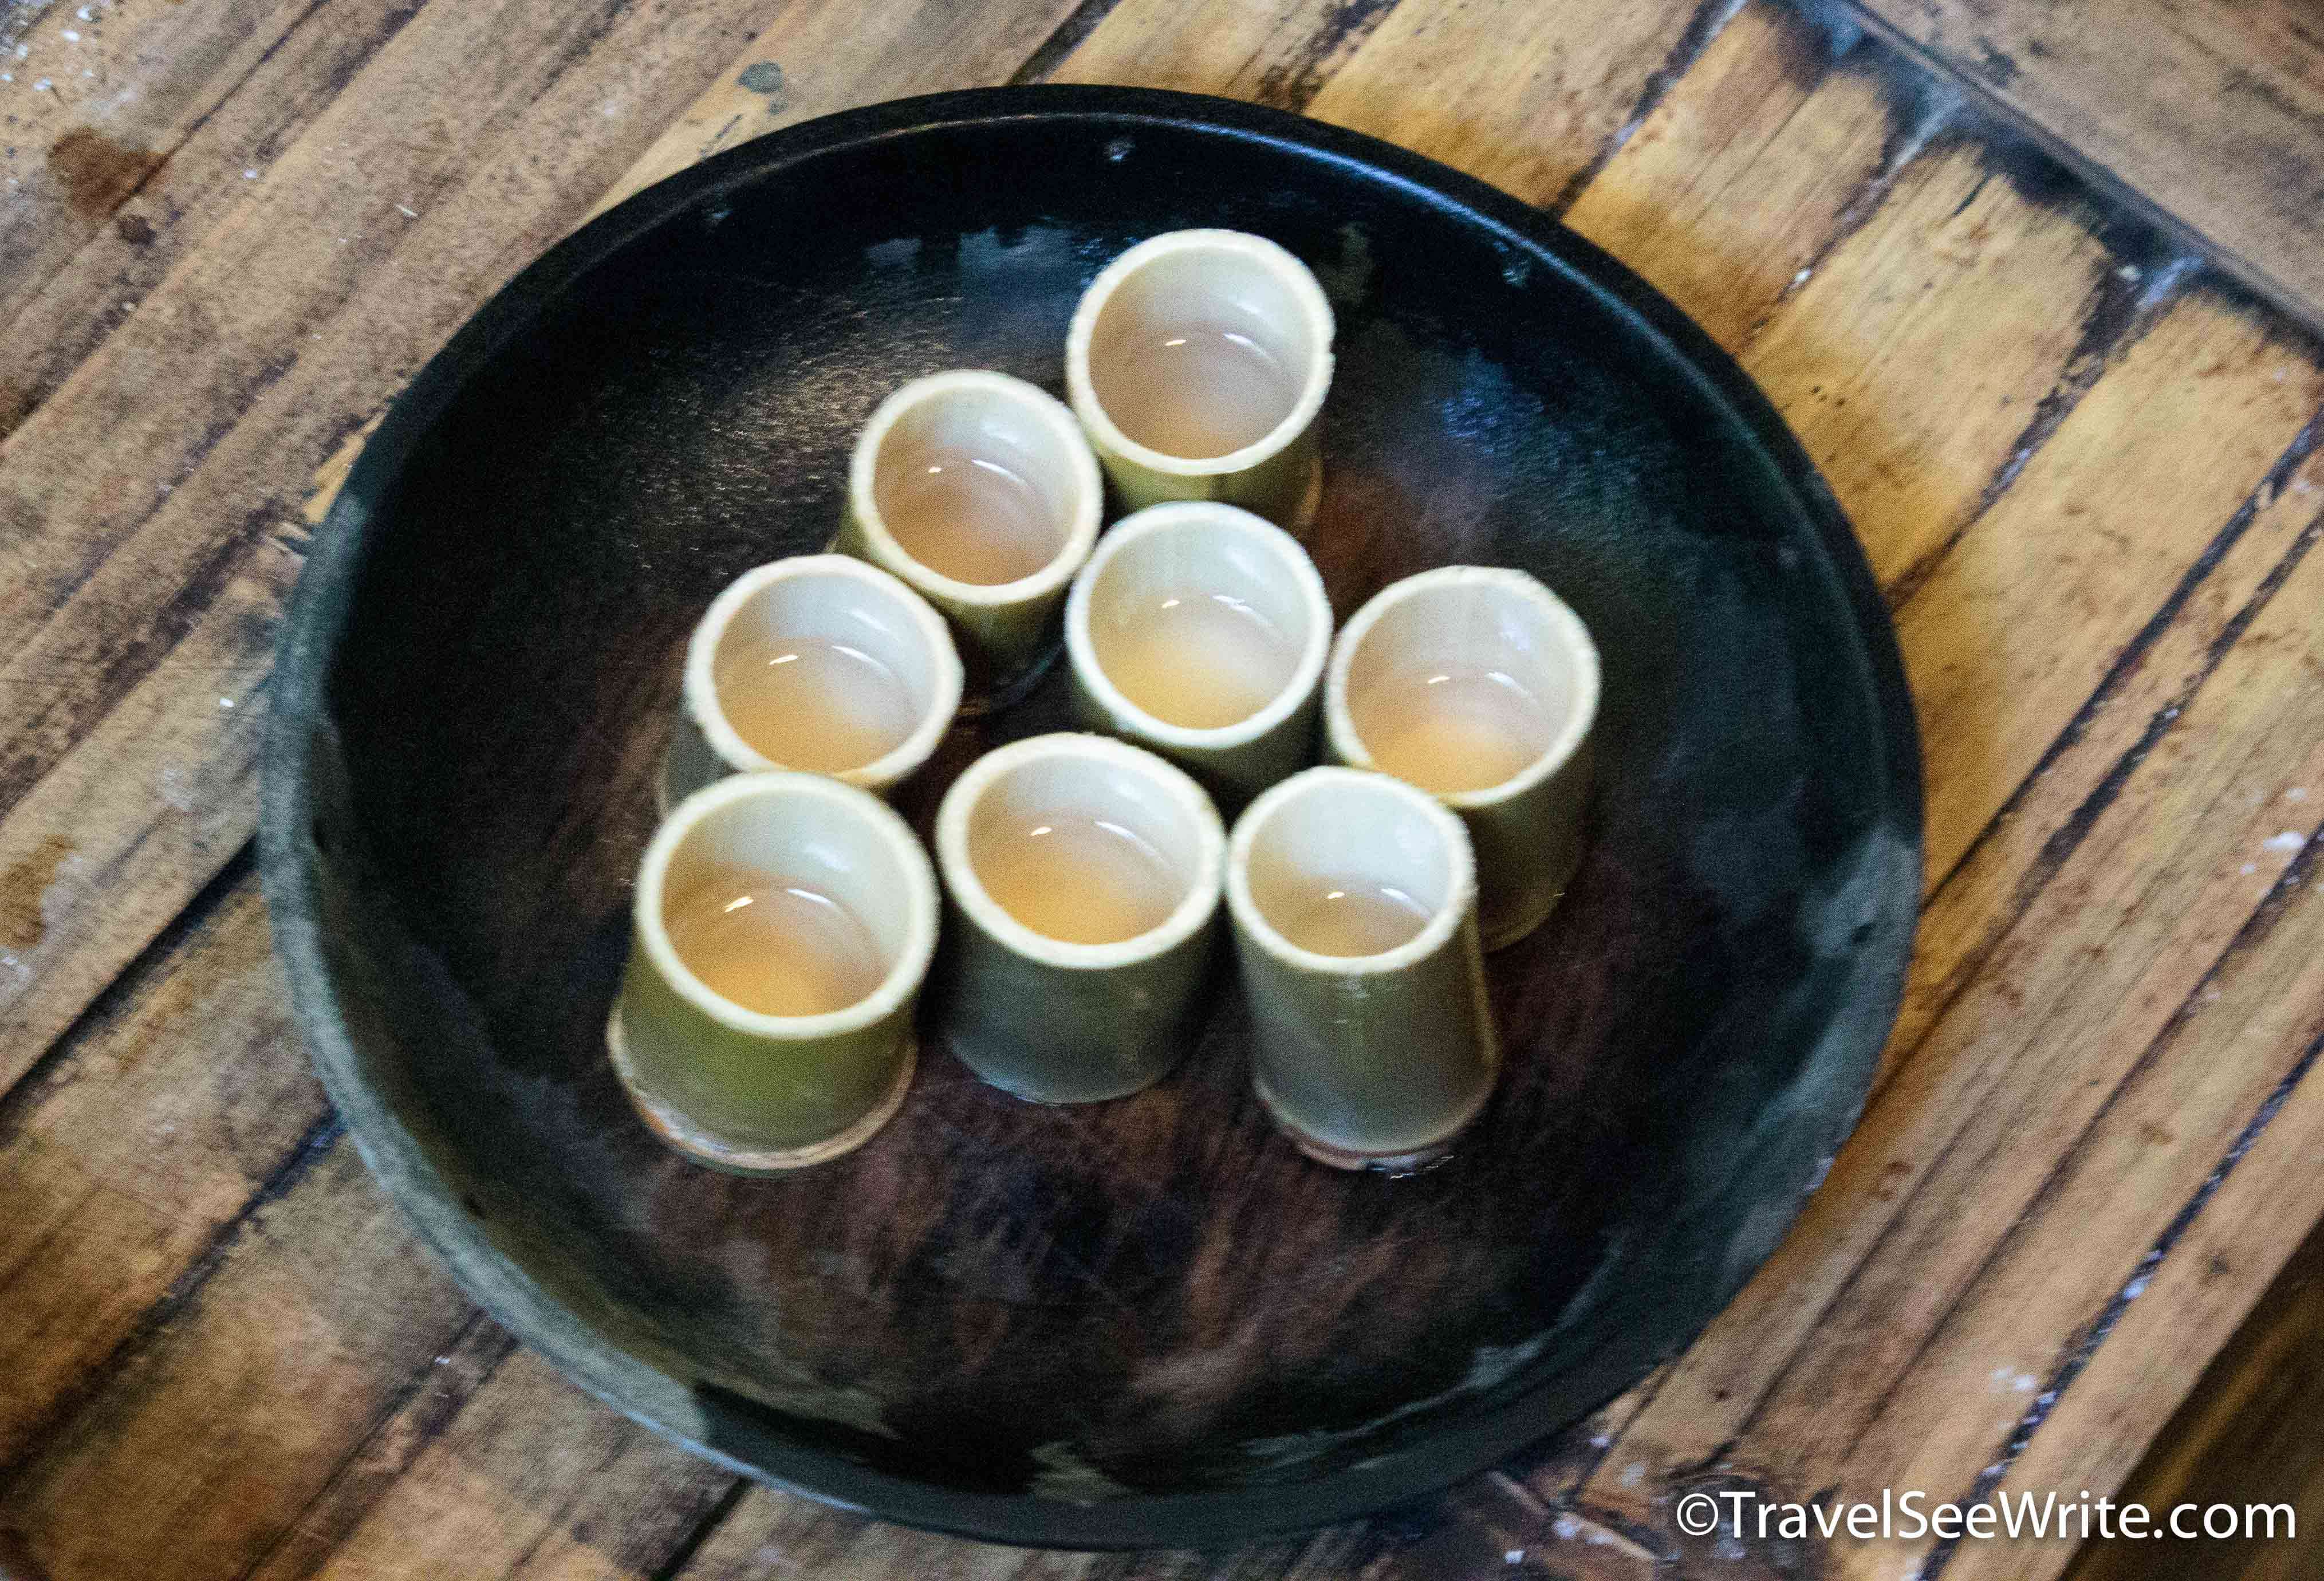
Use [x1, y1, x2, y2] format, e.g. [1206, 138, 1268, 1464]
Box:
[1046, 0, 1395, 109]
[0, 867, 329, 1469]
[0, 534, 290, 1090]
[1561, 6, 2294, 1127]
[1561, 2, 1906, 352]
[1896, 292, 2323, 883]
[0, 0, 759, 661]
[0, 1142, 478, 1581]
[1823, 548, 2324, 1578]
[1571, 284, 2320, 1499]
[274, 1350, 731, 1581]
[583, 0, 1084, 224]
[239, 1319, 525, 1581]
[0, 0, 320, 322]
[1734, 143, 2132, 590]
[665, 1485, 1372, 1581]
[1565, 3, 2213, 609]
[1301, 0, 1740, 209]
[1894, 434, 2324, 1062]
[0, 0, 431, 440]
[1840, 0, 2324, 331]
[1898, 624, 2324, 1581]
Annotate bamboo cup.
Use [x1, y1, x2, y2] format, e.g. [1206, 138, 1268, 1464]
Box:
[1066, 230, 1334, 531]
[1324, 566, 1599, 949]
[836, 369, 1102, 701]
[930, 733, 1226, 1103]
[1226, 766, 1498, 1171]
[663, 554, 962, 812]
[1063, 500, 1332, 805]
[609, 773, 939, 1172]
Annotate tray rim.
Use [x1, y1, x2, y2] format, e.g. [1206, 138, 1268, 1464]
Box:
[259, 82, 1925, 1551]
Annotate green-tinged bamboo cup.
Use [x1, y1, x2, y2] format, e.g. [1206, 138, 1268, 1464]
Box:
[1063, 501, 1332, 807]
[930, 733, 1226, 1103]
[609, 773, 939, 1172]
[834, 369, 1101, 703]
[1325, 565, 1600, 950]
[661, 554, 962, 813]
[1226, 766, 1499, 1171]
[1066, 230, 1334, 532]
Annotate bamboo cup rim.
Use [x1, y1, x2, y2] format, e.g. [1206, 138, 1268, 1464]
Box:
[1226, 765, 1475, 978]
[1066, 229, 1336, 478]
[1063, 500, 1333, 751]
[636, 772, 939, 1040]
[934, 732, 1226, 972]
[846, 369, 1102, 608]
[683, 554, 963, 790]
[1324, 565, 1599, 811]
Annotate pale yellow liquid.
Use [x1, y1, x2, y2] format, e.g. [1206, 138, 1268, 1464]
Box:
[663, 863, 886, 1017]
[713, 634, 917, 774]
[1097, 591, 1298, 729]
[1095, 325, 1299, 459]
[1354, 665, 1555, 795]
[970, 811, 1182, 945]
[877, 447, 1062, 585]
[1275, 878, 1434, 957]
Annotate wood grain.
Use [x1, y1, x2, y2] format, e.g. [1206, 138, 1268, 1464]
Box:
[0, 1140, 477, 1580]
[1837, 0, 2324, 331]
[583, 0, 1086, 223]
[0, 0, 769, 1086]
[274, 1348, 731, 1581]
[1303, 0, 1740, 210]
[0, 866, 324, 1468]
[3, 0, 2324, 1575]
[1047, 0, 1397, 110]
[1897, 294, 2322, 882]
[1895, 436, 2324, 1063]
[1, 0, 327, 332]
[1561, 2, 1903, 352]
[0, 0, 431, 439]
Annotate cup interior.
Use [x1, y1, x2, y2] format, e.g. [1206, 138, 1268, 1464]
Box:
[1086, 243, 1324, 461]
[1244, 774, 1456, 960]
[1342, 577, 1585, 798]
[962, 749, 1207, 947]
[1085, 514, 1318, 733]
[655, 786, 919, 1019]
[869, 383, 1085, 587]
[709, 569, 944, 775]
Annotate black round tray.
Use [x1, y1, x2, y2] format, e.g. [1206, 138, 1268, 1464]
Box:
[261, 85, 1922, 1549]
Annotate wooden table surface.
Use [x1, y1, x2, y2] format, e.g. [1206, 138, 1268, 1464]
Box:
[3, 0, 2322, 1577]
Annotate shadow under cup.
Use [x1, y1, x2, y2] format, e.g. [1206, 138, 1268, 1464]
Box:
[612, 774, 937, 1171]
